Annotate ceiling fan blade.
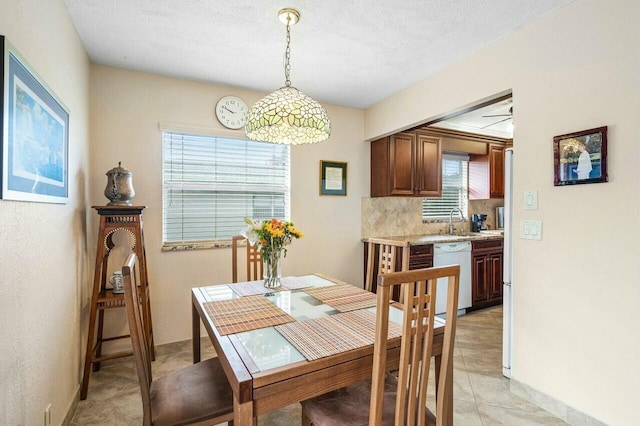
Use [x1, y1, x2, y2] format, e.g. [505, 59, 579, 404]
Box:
[481, 117, 512, 129]
[482, 114, 512, 118]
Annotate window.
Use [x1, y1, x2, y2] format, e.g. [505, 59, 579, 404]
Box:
[422, 154, 469, 220]
[162, 132, 290, 246]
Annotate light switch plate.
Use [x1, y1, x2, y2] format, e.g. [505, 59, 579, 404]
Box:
[524, 190, 538, 210]
[520, 220, 542, 240]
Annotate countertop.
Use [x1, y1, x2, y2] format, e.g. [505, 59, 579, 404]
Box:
[364, 230, 504, 245]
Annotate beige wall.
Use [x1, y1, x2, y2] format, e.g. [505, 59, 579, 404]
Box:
[0, 0, 91, 425]
[89, 65, 367, 345]
[365, 0, 640, 424]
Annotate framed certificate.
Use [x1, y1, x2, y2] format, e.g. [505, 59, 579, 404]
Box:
[319, 160, 347, 196]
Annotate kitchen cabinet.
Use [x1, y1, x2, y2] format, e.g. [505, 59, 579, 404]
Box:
[363, 243, 433, 292]
[470, 239, 503, 310]
[469, 143, 505, 199]
[408, 244, 434, 270]
[370, 131, 442, 197]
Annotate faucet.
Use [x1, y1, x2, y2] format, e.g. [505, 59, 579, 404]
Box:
[449, 208, 465, 235]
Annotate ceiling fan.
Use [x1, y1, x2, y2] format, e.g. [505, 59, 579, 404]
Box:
[481, 106, 513, 129]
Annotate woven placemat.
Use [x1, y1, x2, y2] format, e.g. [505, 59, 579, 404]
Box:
[275, 310, 402, 361]
[304, 284, 378, 312]
[280, 276, 314, 290]
[230, 276, 313, 297]
[230, 280, 284, 297]
[203, 296, 294, 335]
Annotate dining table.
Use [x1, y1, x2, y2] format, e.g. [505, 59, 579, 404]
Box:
[191, 273, 453, 425]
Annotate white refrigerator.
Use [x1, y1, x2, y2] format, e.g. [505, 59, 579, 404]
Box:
[502, 148, 514, 378]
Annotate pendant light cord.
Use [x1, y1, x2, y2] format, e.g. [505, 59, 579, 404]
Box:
[284, 15, 292, 87]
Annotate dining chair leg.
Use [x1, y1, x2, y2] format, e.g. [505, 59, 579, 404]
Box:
[301, 407, 313, 426]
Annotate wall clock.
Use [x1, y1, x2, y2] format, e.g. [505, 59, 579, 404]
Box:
[215, 96, 249, 129]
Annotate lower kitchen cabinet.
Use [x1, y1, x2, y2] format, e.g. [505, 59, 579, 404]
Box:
[470, 239, 503, 311]
[363, 242, 433, 293]
[408, 244, 434, 270]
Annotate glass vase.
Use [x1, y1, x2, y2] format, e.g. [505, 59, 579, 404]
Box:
[263, 250, 283, 289]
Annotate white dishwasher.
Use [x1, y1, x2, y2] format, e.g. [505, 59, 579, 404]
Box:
[433, 241, 472, 314]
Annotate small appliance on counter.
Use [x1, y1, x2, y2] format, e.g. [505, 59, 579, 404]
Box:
[471, 213, 488, 232]
[496, 207, 505, 229]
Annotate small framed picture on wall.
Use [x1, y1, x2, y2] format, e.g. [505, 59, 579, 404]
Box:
[553, 126, 608, 186]
[319, 160, 347, 196]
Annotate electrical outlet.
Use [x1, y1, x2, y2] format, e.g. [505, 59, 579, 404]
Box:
[44, 403, 52, 426]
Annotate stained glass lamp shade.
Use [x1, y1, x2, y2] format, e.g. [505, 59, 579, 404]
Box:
[245, 87, 331, 145]
[245, 8, 331, 145]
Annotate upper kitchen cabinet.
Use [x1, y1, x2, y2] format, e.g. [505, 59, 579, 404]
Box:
[469, 143, 507, 199]
[370, 131, 442, 197]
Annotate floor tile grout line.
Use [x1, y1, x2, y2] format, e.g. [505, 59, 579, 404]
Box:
[456, 330, 485, 425]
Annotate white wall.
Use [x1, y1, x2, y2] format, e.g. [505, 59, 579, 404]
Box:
[89, 65, 367, 345]
[365, 0, 640, 424]
[0, 1, 91, 425]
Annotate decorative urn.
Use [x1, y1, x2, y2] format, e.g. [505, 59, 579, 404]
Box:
[104, 162, 135, 206]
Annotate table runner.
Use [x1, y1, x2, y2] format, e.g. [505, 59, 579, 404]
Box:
[230, 276, 314, 297]
[203, 296, 295, 335]
[303, 284, 378, 312]
[275, 310, 402, 361]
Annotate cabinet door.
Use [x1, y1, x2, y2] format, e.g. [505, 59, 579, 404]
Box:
[488, 251, 503, 300]
[370, 137, 390, 197]
[409, 244, 434, 270]
[471, 253, 488, 305]
[415, 134, 442, 197]
[489, 144, 505, 198]
[388, 132, 416, 196]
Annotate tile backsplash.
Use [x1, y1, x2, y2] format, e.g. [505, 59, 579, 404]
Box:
[361, 197, 504, 238]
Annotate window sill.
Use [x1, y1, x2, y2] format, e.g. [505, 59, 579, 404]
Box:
[422, 218, 467, 224]
[162, 240, 232, 251]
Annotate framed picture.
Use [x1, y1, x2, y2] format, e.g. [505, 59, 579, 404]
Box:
[1, 36, 69, 203]
[553, 126, 607, 186]
[319, 160, 347, 196]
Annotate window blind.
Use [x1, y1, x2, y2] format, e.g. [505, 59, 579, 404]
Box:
[422, 155, 469, 219]
[162, 132, 290, 244]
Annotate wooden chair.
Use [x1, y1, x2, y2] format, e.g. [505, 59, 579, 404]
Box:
[122, 253, 234, 426]
[231, 235, 263, 282]
[365, 238, 410, 298]
[301, 265, 460, 426]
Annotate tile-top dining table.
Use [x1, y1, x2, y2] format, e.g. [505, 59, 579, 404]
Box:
[191, 273, 452, 425]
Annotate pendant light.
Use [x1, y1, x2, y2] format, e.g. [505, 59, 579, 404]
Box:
[245, 8, 331, 145]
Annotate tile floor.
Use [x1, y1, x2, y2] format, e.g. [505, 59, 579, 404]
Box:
[71, 306, 567, 425]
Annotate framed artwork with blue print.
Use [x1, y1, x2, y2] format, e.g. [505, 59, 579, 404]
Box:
[1, 35, 69, 203]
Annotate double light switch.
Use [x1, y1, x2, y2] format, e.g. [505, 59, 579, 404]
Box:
[520, 220, 542, 240]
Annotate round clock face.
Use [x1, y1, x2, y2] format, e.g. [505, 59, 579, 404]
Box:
[215, 96, 249, 129]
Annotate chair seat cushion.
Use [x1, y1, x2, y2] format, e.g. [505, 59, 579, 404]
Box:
[150, 357, 233, 426]
[301, 375, 435, 426]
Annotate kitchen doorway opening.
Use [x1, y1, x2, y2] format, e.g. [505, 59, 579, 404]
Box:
[413, 91, 515, 379]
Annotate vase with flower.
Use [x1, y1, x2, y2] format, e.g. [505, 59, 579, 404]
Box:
[243, 218, 303, 288]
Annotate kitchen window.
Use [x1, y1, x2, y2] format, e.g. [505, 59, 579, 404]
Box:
[162, 131, 290, 248]
[422, 154, 469, 220]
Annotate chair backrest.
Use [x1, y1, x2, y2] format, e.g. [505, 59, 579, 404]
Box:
[365, 238, 410, 293]
[122, 253, 153, 426]
[231, 235, 263, 283]
[369, 265, 460, 426]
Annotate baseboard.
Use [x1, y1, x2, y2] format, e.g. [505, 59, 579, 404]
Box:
[63, 385, 80, 426]
[510, 379, 606, 425]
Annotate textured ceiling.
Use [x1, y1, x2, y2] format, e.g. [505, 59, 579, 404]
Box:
[64, 0, 572, 109]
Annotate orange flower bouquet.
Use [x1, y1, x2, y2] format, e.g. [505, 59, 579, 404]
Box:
[243, 218, 303, 288]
